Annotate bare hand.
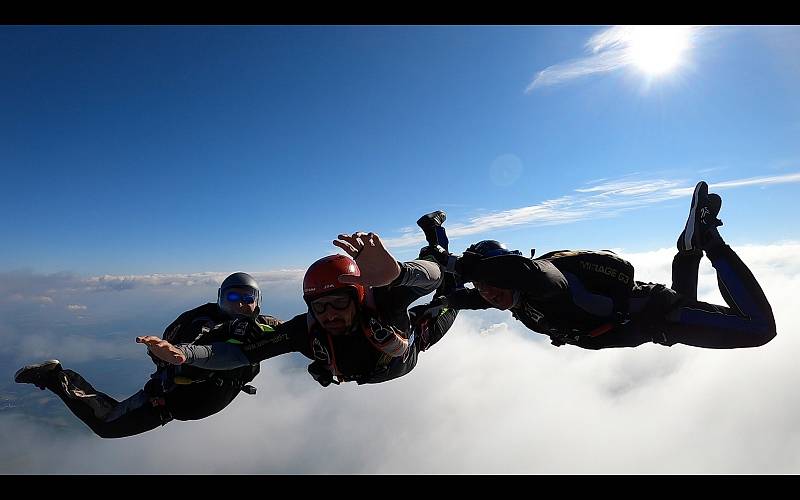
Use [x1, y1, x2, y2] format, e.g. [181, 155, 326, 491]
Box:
[136, 336, 186, 365]
[333, 232, 401, 287]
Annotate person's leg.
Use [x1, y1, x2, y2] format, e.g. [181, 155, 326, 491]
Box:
[672, 182, 722, 299]
[575, 247, 775, 350]
[417, 210, 448, 251]
[15, 361, 170, 438]
[660, 184, 776, 348]
[662, 242, 776, 348]
[554, 184, 775, 350]
[417, 209, 465, 300]
[413, 208, 462, 351]
[671, 250, 703, 300]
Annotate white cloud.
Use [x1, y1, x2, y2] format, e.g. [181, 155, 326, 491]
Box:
[82, 270, 305, 292]
[527, 46, 629, 91]
[2, 241, 799, 473]
[713, 172, 800, 189]
[0, 269, 308, 363]
[0, 269, 305, 302]
[526, 25, 703, 92]
[382, 172, 800, 249]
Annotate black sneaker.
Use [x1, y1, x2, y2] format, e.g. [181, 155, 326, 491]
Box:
[14, 360, 62, 390]
[417, 210, 448, 249]
[677, 182, 723, 253]
[417, 210, 446, 231]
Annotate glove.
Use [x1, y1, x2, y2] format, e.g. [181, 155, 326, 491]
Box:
[308, 361, 338, 387]
[454, 250, 483, 281]
[215, 316, 262, 343]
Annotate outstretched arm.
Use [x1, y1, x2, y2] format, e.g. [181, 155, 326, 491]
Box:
[136, 336, 187, 365]
[137, 336, 249, 369]
[136, 314, 311, 369]
[457, 253, 568, 299]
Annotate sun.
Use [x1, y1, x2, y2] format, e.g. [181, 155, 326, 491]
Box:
[626, 26, 693, 76]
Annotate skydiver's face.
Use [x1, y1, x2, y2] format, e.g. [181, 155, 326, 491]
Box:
[310, 291, 358, 335]
[474, 281, 515, 310]
[220, 287, 258, 317]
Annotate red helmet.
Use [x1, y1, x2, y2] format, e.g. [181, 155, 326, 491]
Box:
[303, 254, 366, 304]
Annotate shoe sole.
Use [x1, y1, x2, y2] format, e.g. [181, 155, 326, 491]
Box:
[14, 359, 61, 383]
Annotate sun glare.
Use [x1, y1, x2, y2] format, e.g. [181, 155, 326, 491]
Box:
[626, 26, 693, 76]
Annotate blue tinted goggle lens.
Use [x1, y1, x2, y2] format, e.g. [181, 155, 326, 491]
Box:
[226, 292, 256, 304]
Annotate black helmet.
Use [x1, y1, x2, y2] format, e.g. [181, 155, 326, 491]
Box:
[218, 272, 261, 317]
[465, 240, 522, 258]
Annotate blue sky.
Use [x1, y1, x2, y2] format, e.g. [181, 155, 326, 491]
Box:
[3, 25, 799, 275]
[3, 26, 800, 473]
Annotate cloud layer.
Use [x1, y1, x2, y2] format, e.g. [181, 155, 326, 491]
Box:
[2, 242, 799, 473]
[0, 269, 307, 364]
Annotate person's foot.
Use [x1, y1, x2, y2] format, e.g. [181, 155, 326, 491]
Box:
[677, 182, 723, 252]
[416, 210, 446, 231]
[417, 210, 448, 250]
[14, 360, 62, 390]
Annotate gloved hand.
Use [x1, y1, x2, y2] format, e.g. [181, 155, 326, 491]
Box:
[454, 250, 483, 281]
[308, 361, 338, 387]
[213, 316, 263, 343]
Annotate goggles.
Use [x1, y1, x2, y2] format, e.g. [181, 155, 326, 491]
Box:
[310, 294, 352, 314]
[224, 291, 257, 304]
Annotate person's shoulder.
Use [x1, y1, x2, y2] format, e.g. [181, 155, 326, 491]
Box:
[177, 302, 220, 320]
[181, 302, 221, 316]
[283, 313, 308, 327]
[258, 313, 307, 331]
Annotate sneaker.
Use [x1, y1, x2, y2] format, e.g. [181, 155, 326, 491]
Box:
[14, 360, 62, 390]
[677, 182, 723, 252]
[416, 210, 448, 250]
[416, 210, 446, 230]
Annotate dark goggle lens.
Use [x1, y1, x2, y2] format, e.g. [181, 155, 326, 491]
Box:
[226, 292, 256, 304]
[311, 295, 351, 314]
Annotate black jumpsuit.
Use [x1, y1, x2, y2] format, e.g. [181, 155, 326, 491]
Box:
[40, 303, 272, 438]
[179, 260, 459, 385]
[447, 243, 776, 350]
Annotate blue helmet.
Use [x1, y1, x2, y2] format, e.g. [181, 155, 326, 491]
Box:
[465, 240, 522, 258]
